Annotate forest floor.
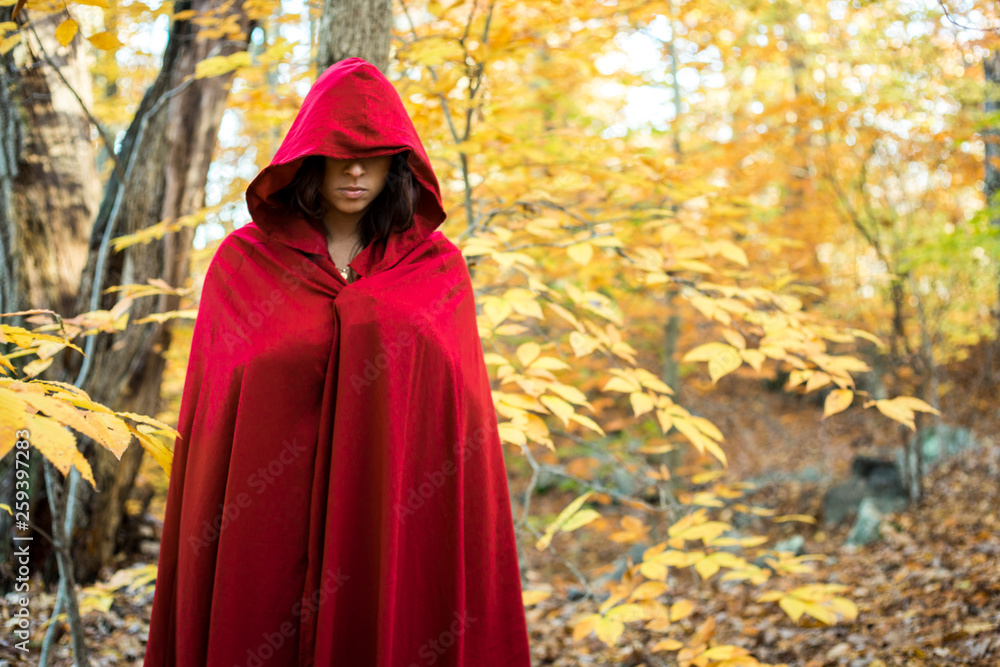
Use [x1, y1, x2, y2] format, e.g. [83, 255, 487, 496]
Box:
[1, 353, 998, 666]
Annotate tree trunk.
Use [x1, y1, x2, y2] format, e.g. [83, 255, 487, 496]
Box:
[316, 0, 392, 73]
[65, 0, 251, 583]
[984, 52, 1000, 371]
[0, 7, 99, 589]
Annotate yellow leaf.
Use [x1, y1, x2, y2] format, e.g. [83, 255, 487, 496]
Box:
[594, 617, 625, 645]
[87, 31, 123, 50]
[130, 425, 173, 476]
[740, 349, 766, 371]
[545, 383, 590, 406]
[682, 342, 734, 363]
[694, 555, 721, 579]
[529, 356, 569, 371]
[604, 603, 648, 622]
[630, 391, 654, 417]
[893, 396, 941, 415]
[568, 331, 597, 357]
[55, 19, 78, 46]
[804, 371, 832, 393]
[628, 581, 667, 601]
[702, 645, 751, 660]
[483, 298, 512, 327]
[0, 387, 28, 458]
[561, 508, 600, 532]
[823, 389, 854, 418]
[673, 418, 727, 466]
[0, 33, 19, 56]
[568, 412, 605, 436]
[194, 51, 251, 79]
[505, 289, 544, 319]
[539, 394, 574, 427]
[639, 561, 667, 581]
[873, 398, 916, 430]
[652, 638, 684, 652]
[721, 329, 746, 349]
[497, 422, 526, 447]
[603, 376, 640, 393]
[774, 514, 817, 524]
[705, 346, 740, 382]
[830, 596, 859, 621]
[22, 357, 53, 378]
[571, 612, 601, 640]
[83, 411, 133, 459]
[536, 492, 592, 550]
[516, 342, 540, 367]
[714, 241, 749, 267]
[25, 413, 96, 487]
[670, 599, 695, 621]
[802, 600, 839, 625]
[567, 242, 594, 265]
[779, 596, 807, 622]
[522, 590, 551, 606]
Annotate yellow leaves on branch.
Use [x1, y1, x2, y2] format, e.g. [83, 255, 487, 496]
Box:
[659, 404, 727, 466]
[818, 382, 940, 432]
[535, 491, 595, 550]
[758, 584, 858, 626]
[0, 379, 180, 485]
[868, 396, 940, 431]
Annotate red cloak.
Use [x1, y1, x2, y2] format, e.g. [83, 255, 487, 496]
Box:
[143, 57, 532, 667]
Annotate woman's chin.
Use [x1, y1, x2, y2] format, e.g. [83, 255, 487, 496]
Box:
[332, 199, 372, 215]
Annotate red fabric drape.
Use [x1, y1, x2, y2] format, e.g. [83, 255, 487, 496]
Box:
[143, 57, 532, 667]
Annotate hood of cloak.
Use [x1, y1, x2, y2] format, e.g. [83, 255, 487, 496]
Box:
[245, 56, 447, 277]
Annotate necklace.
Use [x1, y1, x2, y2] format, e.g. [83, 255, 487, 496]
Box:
[328, 235, 361, 283]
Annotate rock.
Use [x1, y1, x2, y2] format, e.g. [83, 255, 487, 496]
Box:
[845, 497, 905, 546]
[822, 477, 869, 527]
[772, 534, 805, 556]
[823, 455, 908, 528]
[851, 456, 906, 499]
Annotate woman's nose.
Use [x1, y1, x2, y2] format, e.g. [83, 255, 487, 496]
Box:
[345, 161, 365, 176]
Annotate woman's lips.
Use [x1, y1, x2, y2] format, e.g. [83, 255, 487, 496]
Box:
[339, 187, 367, 200]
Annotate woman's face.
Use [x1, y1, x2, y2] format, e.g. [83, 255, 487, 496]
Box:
[319, 155, 394, 218]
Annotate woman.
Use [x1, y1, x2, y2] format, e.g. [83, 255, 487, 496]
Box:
[144, 57, 532, 666]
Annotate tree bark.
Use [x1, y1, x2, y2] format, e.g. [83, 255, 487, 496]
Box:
[64, 0, 251, 582]
[316, 0, 392, 73]
[0, 7, 99, 589]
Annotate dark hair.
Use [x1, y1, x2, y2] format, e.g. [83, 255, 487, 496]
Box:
[275, 151, 421, 251]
